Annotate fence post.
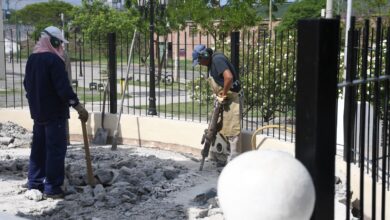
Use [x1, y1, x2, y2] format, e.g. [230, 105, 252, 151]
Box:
[296, 19, 339, 220]
[108, 32, 117, 114]
[230, 32, 240, 73]
[343, 17, 356, 162]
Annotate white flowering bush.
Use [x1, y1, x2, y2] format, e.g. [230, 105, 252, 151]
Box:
[240, 30, 297, 122]
[187, 30, 298, 122]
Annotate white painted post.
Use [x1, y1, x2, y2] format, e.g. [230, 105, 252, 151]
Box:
[325, 0, 333, 18]
[0, 0, 6, 80]
[174, 55, 179, 82]
[344, 0, 353, 80]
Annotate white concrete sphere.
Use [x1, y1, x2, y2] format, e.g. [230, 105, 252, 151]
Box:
[218, 150, 315, 220]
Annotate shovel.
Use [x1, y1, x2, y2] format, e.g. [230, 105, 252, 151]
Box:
[81, 121, 95, 186]
[112, 30, 137, 150]
[92, 83, 109, 145]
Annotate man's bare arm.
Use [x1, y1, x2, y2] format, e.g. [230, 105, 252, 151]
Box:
[221, 69, 233, 96]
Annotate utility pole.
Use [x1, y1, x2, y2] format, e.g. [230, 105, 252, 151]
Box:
[268, 0, 272, 33]
[0, 0, 6, 80]
[325, 0, 333, 18]
[60, 13, 65, 38]
[344, 0, 352, 79]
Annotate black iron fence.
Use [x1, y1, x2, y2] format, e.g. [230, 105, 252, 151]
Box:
[296, 17, 390, 220]
[339, 17, 390, 220]
[0, 27, 297, 140]
[4, 17, 389, 220]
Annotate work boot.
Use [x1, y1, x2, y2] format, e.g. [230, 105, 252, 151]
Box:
[43, 193, 65, 200]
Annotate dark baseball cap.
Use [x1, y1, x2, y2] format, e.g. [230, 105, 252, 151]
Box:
[192, 44, 207, 66]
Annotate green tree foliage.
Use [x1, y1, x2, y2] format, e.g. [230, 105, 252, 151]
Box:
[165, 0, 261, 42]
[354, 0, 390, 18]
[71, 0, 138, 37]
[276, 0, 325, 32]
[10, 0, 74, 32]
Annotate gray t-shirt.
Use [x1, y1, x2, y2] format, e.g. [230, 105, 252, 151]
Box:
[209, 52, 241, 93]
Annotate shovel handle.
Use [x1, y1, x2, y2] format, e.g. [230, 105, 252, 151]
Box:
[101, 83, 108, 129]
[81, 121, 95, 186]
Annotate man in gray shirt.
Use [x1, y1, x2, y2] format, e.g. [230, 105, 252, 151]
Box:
[192, 44, 242, 163]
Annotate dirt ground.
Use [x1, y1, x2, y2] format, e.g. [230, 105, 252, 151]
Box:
[0, 122, 224, 220]
[0, 121, 357, 220]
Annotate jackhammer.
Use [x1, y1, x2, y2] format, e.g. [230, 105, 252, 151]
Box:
[199, 101, 224, 171]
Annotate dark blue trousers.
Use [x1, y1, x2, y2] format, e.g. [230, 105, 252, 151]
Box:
[28, 118, 67, 195]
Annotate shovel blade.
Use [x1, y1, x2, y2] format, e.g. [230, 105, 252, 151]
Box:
[92, 128, 109, 145]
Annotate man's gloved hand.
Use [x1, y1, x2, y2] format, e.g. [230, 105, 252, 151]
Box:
[216, 91, 228, 104]
[74, 103, 89, 122]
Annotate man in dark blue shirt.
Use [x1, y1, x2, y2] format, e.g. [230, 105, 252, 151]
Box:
[24, 26, 88, 198]
[193, 44, 242, 164]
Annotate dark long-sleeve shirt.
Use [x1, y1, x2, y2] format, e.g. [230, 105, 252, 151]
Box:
[24, 52, 79, 122]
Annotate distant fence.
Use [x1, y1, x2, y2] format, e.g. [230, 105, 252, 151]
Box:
[0, 26, 297, 140]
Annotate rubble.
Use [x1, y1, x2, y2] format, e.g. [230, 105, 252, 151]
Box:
[192, 189, 224, 219]
[0, 121, 32, 149]
[0, 122, 223, 220]
[24, 189, 43, 202]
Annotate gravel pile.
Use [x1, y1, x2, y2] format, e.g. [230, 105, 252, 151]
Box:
[192, 188, 223, 219]
[0, 154, 28, 176]
[14, 145, 203, 219]
[0, 121, 32, 149]
[0, 122, 224, 220]
[0, 120, 232, 220]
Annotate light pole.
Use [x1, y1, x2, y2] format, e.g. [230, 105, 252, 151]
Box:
[78, 38, 82, 77]
[268, 0, 272, 33]
[138, 0, 167, 116]
[14, 0, 21, 63]
[60, 13, 65, 38]
[0, 0, 5, 80]
[325, 0, 333, 18]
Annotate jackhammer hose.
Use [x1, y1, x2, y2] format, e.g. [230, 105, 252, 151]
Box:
[251, 125, 294, 150]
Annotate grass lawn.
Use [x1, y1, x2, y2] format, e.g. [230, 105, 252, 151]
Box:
[0, 89, 22, 94]
[124, 79, 187, 90]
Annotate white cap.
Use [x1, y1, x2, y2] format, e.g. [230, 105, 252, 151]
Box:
[43, 26, 69, 44]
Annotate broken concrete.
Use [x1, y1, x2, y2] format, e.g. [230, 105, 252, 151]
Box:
[0, 123, 222, 219]
[0, 121, 32, 149]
